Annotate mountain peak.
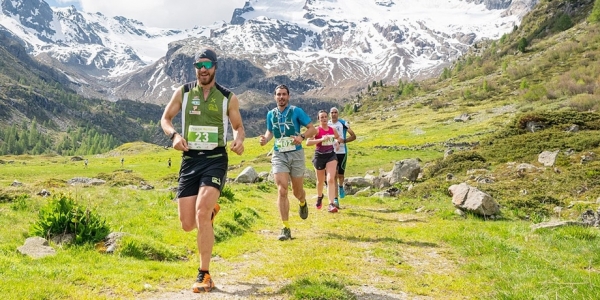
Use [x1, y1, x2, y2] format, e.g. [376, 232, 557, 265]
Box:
[0, 0, 538, 103]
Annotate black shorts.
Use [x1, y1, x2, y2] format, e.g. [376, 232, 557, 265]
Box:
[177, 148, 228, 198]
[336, 153, 347, 175]
[312, 151, 337, 170]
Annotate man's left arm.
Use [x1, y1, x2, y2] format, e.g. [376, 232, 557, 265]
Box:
[345, 127, 357, 143]
[228, 94, 245, 155]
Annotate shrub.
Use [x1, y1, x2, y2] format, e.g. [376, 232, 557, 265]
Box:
[521, 85, 547, 102]
[219, 186, 237, 203]
[429, 99, 447, 110]
[503, 195, 562, 218]
[506, 63, 533, 80]
[568, 94, 600, 112]
[10, 194, 29, 211]
[30, 194, 110, 244]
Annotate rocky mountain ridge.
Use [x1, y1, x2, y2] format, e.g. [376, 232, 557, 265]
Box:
[0, 0, 538, 104]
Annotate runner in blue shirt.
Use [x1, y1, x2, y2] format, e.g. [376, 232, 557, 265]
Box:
[259, 84, 316, 241]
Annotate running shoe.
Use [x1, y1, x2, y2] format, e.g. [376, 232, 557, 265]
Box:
[339, 185, 345, 198]
[192, 270, 215, 293]
[328, 203, 338, 213]
[316, 196, 323, 209]
[278, 227, 292, 241]
[211, 203, 220, 224]
[299, 201, 308, 219]
[333, 198, 340, 209]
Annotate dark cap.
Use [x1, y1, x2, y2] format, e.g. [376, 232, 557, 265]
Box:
[195, 48, 217, 62]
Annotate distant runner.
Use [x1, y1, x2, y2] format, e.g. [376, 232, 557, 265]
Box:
[328, 107, 356, 204]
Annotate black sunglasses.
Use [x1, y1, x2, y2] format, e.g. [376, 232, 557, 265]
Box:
[194, 61, 215, 70]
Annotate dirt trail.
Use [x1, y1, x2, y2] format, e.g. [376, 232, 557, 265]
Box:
[139, 209, 453, 300]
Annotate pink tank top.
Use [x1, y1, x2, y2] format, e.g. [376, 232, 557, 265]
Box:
[315, 126, 335, 154]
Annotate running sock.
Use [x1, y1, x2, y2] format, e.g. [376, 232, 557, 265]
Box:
[283, 221, 290, 228]
[299, 201, 306, 206]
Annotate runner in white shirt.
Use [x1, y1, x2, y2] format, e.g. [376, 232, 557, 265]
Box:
[328, 107, 357, 206]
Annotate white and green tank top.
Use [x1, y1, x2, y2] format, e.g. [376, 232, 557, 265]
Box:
[180, 82, 232, 150]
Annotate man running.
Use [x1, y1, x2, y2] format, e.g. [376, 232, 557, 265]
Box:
[259, 84, 316, 241]
[328, 107, 356, 206]
[161, 48, 245, 293]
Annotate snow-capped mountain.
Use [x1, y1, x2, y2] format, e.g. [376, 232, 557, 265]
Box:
[0, 0, 538, 104]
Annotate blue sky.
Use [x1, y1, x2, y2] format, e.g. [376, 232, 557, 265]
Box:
[43, 0, 246, 29]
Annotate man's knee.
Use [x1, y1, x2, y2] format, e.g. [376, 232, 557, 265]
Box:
[278, 188, 289, 198]
[181, 219, 196, 232]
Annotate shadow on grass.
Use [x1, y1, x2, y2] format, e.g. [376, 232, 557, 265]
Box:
[345, 211, 427, 224]
[211, 281, 280, 298]
[324, 232, 439, 248]
[360, 207, 405, 213]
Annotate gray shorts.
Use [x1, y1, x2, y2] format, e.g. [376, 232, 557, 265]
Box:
[272, 148, 305, 178]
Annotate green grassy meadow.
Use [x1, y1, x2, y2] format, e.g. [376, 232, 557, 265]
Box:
[1, 120, 599, 299]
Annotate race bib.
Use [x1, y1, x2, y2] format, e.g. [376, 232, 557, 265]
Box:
[187, 125, 218, 150]
[275, 137, 296, 152]
[321, 135, 335, 146]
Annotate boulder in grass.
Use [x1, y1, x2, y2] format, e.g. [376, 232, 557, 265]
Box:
[449, 183, 500, 216]
[17, 237, 56, 259]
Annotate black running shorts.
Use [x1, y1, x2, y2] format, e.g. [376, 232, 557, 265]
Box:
[177, 147, 228, 198]
[312, 151, 337, 170]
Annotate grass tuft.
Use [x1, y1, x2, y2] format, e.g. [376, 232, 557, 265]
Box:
[280, 276, 356, 300]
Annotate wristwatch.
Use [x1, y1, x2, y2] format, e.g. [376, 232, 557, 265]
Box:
[300, 133, 306, 140]
[168, 131, 178, 140]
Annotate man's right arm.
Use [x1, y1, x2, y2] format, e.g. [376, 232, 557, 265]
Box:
[161, 88, 188, 151]
[260, 111, 274, 146]
[259, 130, 273, 146]
[161, 88, 182, 136]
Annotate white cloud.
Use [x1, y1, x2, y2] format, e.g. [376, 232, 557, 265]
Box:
[72, 0, 247, 28]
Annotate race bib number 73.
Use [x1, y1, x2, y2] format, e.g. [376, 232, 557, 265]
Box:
[187, 125, 218, 150]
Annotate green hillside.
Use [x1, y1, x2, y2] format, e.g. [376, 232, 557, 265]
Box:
[0, 31, 165, 155]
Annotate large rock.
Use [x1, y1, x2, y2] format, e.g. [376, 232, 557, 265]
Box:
[235, 166, 258, 183]
[67, 177, 106, 186]
[538, 150, 559, 167]
[17, 237, 56, 259]
[448, 183, 500, 216]
[345, 177, 372, 188]
[385, 158, 421, 184]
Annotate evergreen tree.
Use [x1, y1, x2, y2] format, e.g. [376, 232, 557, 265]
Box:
[517, 38, 528, 53]
[590, 0, 600, 23]
[553, 14, 573, 32]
